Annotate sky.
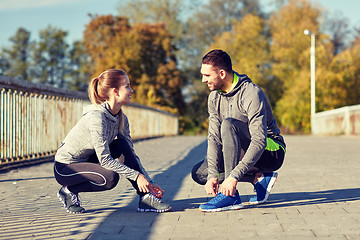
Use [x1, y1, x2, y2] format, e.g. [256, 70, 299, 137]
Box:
[0, 0, 359, 48]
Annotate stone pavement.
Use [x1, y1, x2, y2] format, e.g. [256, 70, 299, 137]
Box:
[1, 135, 360, 240]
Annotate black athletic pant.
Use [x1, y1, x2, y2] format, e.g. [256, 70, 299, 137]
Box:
[54, 138, 144, 196]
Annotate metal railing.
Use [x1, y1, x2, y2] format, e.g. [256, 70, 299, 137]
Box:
[0, 76, 89, 169]
[0, 75, 178, 170]
[123, 103, 179, 139]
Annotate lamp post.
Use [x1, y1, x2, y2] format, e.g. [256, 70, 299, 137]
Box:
[304, 29, 315, 133]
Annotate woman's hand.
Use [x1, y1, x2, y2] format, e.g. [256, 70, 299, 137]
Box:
[136, 174, 150, 193]
[149, 183, 165, 199]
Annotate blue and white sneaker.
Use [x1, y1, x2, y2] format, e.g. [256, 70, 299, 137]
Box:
[199, 191, 243, 212]
[249, 172, 278, 205]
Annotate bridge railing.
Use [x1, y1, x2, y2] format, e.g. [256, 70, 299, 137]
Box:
[0, 75, 178, 170]
[313, 104, 360, 135]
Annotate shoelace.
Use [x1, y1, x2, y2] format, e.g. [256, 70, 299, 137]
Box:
[208, 193, 227, 204]
[70, 193, 81, 206]
[148, 193, 162, 203]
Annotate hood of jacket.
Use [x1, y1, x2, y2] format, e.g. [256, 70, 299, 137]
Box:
[218, 72, 252, 97]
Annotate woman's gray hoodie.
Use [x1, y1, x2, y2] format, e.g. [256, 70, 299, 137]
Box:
[207, 72, 285, 181]
[54, 102, 150, 182]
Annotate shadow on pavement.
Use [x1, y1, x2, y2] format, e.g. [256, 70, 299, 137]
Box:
[0, 176, 54, 182]
[86, 139, 208, 239]
[244, 188, 360, 209]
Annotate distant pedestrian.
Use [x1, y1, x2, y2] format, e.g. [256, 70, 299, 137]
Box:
[54, 69, 171, 214]
[192, 50, 286, 212]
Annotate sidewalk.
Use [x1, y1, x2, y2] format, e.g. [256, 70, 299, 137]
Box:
[0, 135, 360, 240]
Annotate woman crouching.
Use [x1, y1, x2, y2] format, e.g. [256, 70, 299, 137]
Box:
[54, 69, 171, 213]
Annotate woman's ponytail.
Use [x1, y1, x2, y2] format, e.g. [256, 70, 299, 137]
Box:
[88, 77, 99, 104]
[87, 69, 127, 105]
[88, 76, 108, 104]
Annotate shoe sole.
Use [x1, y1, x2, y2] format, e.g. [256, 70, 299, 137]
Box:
[199, 204, 243, 213]
[57, 192, 85, 214]
[66, 209, 85, 214]
[137, 205, 172, 213]
[249, 172, 278, 205]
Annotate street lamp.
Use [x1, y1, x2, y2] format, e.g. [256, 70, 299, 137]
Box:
[304, 29, 315, 133]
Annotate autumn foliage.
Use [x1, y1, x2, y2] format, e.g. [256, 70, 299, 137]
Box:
[83, 15, 185, 115]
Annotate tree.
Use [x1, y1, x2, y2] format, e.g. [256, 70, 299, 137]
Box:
[0, 27, 90, 91]
[210, 15, 269, 86]
[131, 22, 186, 114]
[189, 0, 263, 46]
[0, 55, 10, 75]
[0, 28, 31, 81]
[67, 40, 91, 91]
[117, 0, 197, 89]
[327, 36, 360, 108]
[269, 0, 321, 132]
[269, 0, 319, 85]
[183, 80, 209, 134]
[83, 15, 133, 75]
[117, 0, 186, 43]
[83, 15, 185, 114]
[31, 26, 69, 87]
[324, 11, 351, 55]
[185, 0, 264, 69]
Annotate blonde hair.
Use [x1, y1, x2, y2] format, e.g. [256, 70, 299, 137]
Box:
[88, 69, 128, 132]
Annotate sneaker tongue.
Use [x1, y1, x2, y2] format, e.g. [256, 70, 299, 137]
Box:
[142, 193, 151, 200]
[142, 193, 154, 201]
[257, 176, 264, 183]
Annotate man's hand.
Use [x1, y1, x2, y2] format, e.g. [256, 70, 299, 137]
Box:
[205, 177, 219, 196]
[220, 176, 238, 196]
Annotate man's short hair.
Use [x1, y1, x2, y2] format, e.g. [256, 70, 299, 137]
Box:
[202, 49, 232, 73]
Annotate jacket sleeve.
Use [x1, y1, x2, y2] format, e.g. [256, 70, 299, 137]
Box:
[117, 114, 152, 181]
[88, 112, 140, 181]
[207, 92, 223, 180]
[230, 85, 267, 180]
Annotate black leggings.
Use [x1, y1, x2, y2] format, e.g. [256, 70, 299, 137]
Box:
[54, 138, 144, 196]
